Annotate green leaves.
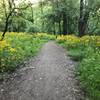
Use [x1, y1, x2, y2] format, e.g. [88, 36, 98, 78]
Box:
[0, 32, 47, 73]
[57, 34, 100, 100]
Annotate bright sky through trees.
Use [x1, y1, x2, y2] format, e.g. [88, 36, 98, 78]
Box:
[27, 0, 40, 3]
[15, 0, 40, 5]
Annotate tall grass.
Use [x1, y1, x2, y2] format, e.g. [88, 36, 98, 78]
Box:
[57, 35, 100, 100]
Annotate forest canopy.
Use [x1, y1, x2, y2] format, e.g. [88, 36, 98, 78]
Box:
[0, 0, 100, 39]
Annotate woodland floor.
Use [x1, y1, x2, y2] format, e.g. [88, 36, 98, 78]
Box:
[0, 41, 84, 100]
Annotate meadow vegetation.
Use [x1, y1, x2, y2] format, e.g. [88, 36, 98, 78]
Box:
[0, 32, 55, 73]
[57, 35, 100, 100]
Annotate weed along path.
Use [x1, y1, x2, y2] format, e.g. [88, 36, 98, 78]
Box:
[0, 41, 84, 100]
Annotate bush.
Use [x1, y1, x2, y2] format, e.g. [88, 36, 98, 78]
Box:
[77, 51, 100, 100]
[0, 32, 50, 73]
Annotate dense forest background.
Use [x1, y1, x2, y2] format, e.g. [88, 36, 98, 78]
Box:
[0, 0, 100, 39]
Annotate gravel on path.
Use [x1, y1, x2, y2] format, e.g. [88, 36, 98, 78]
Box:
[0, 41, 84, 100]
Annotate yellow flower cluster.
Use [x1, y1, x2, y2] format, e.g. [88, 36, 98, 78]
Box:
[57, 35, 79, 42]
[0, 40, 16, 52]
[35, 33, 56, 40]
[9, 48, 16, 52]
[80, 35, 100, 46]
[57, 35, 100, 47]
[0, 40, 9, 49]
[0, 32, 51, 72]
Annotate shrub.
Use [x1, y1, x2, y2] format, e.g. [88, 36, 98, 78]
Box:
[0, 32, 49, 73]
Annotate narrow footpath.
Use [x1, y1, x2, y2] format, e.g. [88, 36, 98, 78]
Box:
[0, 41, 84, 100]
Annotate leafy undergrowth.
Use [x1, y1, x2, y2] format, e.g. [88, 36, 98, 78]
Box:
[0, 32, 55, 75]
[57, 35, 100, 100]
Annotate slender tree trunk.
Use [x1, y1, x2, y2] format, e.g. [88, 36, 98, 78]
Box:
[62, 13, 67, 35]
[53, 21, 56, 35]
[30, 6, 34, 24]
[40, 0, 44, 31]
[1, 17, 9, 40]
[58, 21, 61, 35]
[17, 23, 20, 33]
[78, 0, 90, 37]
[1, 7, 15, 40]
[56, 0, 61, 35]
[78, 0, 84, 37]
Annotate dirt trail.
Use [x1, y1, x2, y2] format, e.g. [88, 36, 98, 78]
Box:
[0, 41, 84, 100]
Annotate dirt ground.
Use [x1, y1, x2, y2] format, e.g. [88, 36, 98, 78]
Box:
[0, 41, 84, 100]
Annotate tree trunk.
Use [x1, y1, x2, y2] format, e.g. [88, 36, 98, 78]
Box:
[58, 20, 61, 35]
[40, 0, 44, 31]
[1, 18, 9, 41]
[53, 21, 56, 35]
[78, 0, 90, 37]
[62, 13, 67, 35]
[78, 0, 84, 37]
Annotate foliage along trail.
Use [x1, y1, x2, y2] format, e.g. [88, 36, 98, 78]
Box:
[0, 41, 84, 100]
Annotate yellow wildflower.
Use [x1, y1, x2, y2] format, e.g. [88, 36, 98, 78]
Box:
[0, 40, 10, 50]
[9, 48, 16, 52]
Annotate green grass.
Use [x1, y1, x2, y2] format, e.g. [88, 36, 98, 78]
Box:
[57, 39, 100, 100]
[0, 33, 52, 74]
[68, 48, 84, 61]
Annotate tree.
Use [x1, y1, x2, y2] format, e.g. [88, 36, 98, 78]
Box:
[78, 0, 100, 37]
[0, 0, 30, 40]
[78, 0, 90, 37]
